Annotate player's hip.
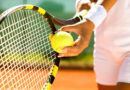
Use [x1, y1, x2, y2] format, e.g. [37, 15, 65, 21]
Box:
[94, 27, 130, 53]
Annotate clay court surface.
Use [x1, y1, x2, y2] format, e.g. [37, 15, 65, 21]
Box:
[51, 70, 98, 90]
[0, 69, 97, 90]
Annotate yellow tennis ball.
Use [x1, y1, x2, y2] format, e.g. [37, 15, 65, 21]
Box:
[51, 31, 74, 53]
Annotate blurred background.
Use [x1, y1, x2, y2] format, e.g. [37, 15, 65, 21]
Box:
[0, 0, 94, 69]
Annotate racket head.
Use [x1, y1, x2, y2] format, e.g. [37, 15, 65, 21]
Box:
[0, 5, 60, 90]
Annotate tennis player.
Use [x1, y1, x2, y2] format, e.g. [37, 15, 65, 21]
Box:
[58, 0, 130, 90]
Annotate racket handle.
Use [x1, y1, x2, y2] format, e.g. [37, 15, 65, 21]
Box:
[52, 10, 88, 26]
[52, 17, 81, 26]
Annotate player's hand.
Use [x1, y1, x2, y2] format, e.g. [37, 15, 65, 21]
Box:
[58, 19, 94, 57]
[76, 0, 91, 14]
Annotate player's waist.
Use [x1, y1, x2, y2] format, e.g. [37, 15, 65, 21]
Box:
[95, 25, 130, 41]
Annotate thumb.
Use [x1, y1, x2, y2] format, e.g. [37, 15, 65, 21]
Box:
[59, 25, 79, 34]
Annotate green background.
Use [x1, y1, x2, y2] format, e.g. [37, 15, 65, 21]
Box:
[0, 0, 94, 69]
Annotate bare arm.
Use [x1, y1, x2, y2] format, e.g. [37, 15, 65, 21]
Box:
[58, 0, 118, 57]
[97, 0, 118, 12]
[77, 0, 118, 12]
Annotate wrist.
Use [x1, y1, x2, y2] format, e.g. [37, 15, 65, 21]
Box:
[80, 19, 94, 32]
[84, 5, 107, 27]
[86, 19, 95, 29]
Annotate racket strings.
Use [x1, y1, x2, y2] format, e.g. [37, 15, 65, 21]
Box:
[0, 23, 51, 56]
[0, 9, 56, 89]
[1, 10, 50, 58]
[1, 13, 51, 68]
[2, 11, 52, 89]
[1, 14, 50, 41]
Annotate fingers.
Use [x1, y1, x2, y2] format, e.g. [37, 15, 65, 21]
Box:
[58, 46, 81, 57]
[58, 37, 89, 57]
[56, 20, 94, 57]
[78, 3, 91, 12]
[76, 0, 91, 13]
[73, 36, 80, 46]
[49, 34, 53, 41]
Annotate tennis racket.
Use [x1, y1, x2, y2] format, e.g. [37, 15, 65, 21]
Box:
[0, 5, 87, 90]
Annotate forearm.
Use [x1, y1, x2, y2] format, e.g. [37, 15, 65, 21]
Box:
[96, 0, 118, 12]
[76, 0, 118, 11]
[82, 0, 118, 27]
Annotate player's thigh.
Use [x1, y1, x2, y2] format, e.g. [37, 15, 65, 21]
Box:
[97, 83, 116, 90]
[116, 82, 130, 90]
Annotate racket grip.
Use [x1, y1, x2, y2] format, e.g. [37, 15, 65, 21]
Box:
[52, 10, 88, 26]
[52, 17, 81, 26]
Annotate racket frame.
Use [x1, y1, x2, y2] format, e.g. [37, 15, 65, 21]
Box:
[0, 5, 88, 90]
[0, 5, 60, 90]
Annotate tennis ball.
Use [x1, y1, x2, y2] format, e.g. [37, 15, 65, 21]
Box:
[51, 31, 74, 53]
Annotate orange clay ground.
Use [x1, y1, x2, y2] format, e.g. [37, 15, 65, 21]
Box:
[51, 70, 98, 90]
[0, 69, 97, 90]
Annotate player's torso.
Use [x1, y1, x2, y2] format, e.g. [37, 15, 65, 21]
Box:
[95, 0, 130, 50]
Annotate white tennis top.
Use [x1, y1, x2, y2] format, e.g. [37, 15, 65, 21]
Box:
[96, 0, 130, 49]
[76, 0, 130, 49]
